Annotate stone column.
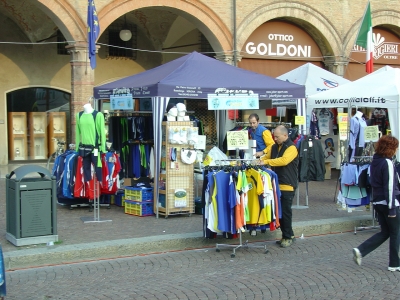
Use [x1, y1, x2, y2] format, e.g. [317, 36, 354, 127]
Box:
[214, 53, 242, 66]
[66, 42, 97, 144]
[324, 57, 349, 77]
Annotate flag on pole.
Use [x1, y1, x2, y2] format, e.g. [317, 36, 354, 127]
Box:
[355, 1, 373, 73]
[87, 0, 100, 69]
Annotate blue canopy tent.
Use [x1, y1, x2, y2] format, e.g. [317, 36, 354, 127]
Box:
[94, 51, 305, 217]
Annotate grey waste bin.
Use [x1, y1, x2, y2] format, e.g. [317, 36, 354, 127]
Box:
[6, 165, 58, 246]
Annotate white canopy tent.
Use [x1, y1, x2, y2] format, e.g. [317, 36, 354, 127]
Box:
[277, 63, 351, 97]
[307, 65, 400, 156]
[276, 63, 350, 134]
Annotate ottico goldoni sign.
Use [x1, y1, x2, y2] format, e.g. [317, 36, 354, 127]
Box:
[239, 21, 324, 77]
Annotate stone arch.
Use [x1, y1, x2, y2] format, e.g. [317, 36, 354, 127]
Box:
[98, 0, 232, 54]
[343, 10, 400, 56]
[237, 2, 343, 60]
[36, 0, 86, 41]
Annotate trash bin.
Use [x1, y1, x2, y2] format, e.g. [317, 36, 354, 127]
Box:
[6, 165, 58, 246]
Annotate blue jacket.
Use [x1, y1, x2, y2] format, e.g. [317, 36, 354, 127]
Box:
[249, 124, 267, 152]
[370, 153, 400, 214]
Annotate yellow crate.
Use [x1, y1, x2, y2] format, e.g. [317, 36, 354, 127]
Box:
[124, 187, 153, 201]
[124, 200, 153, 217]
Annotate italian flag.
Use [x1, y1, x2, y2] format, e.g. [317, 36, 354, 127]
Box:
[355, 1, 373, 73]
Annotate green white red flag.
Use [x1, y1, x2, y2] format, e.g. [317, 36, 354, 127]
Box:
[355, 1, 373, 73]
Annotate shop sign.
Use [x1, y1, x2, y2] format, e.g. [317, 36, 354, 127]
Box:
[207, 93, 259, 110]
[245, 38, 311, 58]
[241, 21, 322, 60]
[110, 94, 133, 110]
[351, 29, 400, 64]
[227, 131, 249, 150]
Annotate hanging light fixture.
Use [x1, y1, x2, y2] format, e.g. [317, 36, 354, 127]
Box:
[119, 14, 132, 42]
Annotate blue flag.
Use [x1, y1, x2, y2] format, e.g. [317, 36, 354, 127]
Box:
[87, 0, 100, 69]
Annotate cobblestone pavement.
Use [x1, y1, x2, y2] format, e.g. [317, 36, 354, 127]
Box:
[0, 169, 372, 254]
[4, 231, 400, 300]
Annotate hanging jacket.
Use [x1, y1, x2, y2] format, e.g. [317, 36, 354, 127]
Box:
[298, 136, 325, 182]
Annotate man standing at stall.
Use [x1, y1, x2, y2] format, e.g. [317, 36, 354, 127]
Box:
[248, 113, 275, 158]
[260, 125, 298, 248]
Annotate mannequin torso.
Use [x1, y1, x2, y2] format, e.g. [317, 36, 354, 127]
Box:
[354, 111, 363, 119]
[83, 103, 94, 114]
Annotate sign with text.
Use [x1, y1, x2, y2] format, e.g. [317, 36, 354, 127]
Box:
[295, 116, 305, 125]
[194, 135, 206, 150]
[110, 94, 133, 110]
[364, 125, 379, 142]
[338, 113, 348, 141]
[227, 131, 249, 150]
[207, 94, 259, 110]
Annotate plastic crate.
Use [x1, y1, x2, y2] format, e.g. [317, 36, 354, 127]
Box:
[124, 200, 154, 217]
[124, 187, 153, 202]
[114, 192, 125, 207]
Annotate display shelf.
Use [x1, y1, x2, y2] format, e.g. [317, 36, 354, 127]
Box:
[48, 112, 66, 155]
[28, 112, 48, 159]
[8, 112, 28, 160]
[154, 121, 196, 218]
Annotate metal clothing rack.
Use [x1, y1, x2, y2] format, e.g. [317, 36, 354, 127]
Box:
[108, 111, 153, 116]
[349, 156, 380, 234]
[234, 121, 292, 128]
[214, 159, 268, 257]
[80, 171, 112, 224]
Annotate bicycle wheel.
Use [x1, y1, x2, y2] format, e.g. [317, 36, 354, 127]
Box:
[46, 152, 56, 170]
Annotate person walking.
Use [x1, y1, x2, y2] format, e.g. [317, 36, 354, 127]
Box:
[353, 135, 400, 271]
[259, 125, 298, 248]
[248, 113, 275, 158]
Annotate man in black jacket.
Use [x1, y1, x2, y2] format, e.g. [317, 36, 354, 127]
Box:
[260, 125, 299, 248]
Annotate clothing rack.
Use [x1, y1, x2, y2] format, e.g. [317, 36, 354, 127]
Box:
[80, 172, 112, 224]
[108, 111, 153, 116]
[214, 159, 269, 257]
[234, 121, 292, 128]
[350, 155, 378, 233]
[350, 156, 373, 164]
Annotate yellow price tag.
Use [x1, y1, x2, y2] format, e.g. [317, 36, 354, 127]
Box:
[295, 116, 305, 125]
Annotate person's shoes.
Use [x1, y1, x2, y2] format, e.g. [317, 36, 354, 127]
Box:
[353, 248, 362, 266]
[388, 266, 400, 272]
[276, 236, 295, 245]
[280, 239, 293, 248]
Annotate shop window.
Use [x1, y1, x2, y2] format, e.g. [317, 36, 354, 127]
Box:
[107, 24, 137, 60]
[57, 30, 69, 55]
[7, 88, 71, 161]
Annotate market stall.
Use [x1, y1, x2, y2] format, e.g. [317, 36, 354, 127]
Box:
[278, 63, 351, 166]
[93, 51, 305, 217]
[307, 66, 400, 158]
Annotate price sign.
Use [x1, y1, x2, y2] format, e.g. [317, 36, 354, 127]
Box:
[227, 131, 249, 150]
[364, 125, 379, 142]
[338, 113, 348, 141]
[295, 116, 305, 125]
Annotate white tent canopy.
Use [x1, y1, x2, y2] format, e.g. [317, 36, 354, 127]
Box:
[277, 63, 351, 97]
[307, 66, 400, 154]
